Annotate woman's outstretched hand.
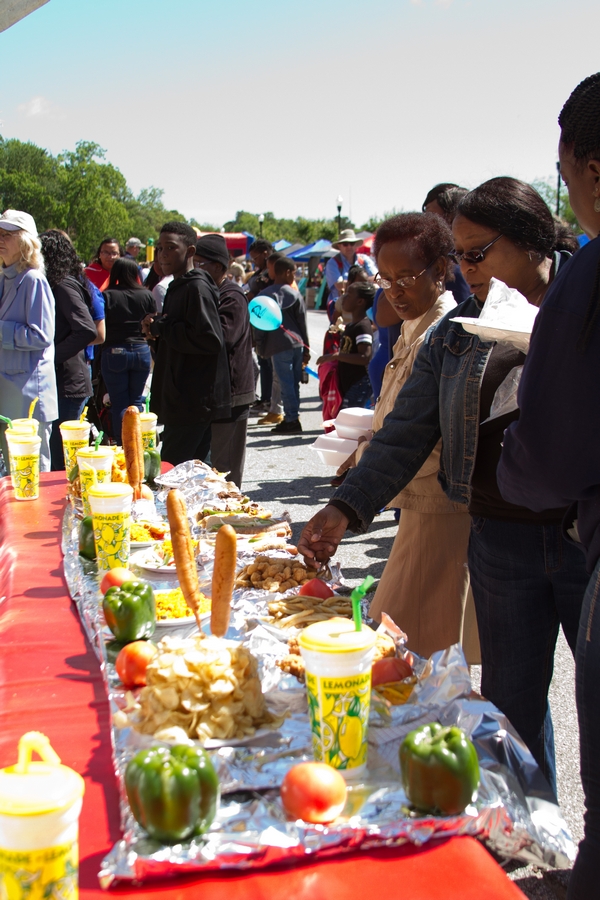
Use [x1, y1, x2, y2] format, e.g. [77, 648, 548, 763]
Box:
[298, 505, 349, 564]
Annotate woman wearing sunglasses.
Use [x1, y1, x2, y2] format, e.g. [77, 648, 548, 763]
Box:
[299, 176, 587, 798]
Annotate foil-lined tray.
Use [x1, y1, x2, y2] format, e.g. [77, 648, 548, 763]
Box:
[60, 463, 576, 888]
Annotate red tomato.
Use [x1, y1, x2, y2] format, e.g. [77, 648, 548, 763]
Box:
[115, 641, 157, 687]
[372, 656, 414, 686]
[280, 762, 347, 823]
[100, 568, 135, 595]
[298, 578, 334, 600]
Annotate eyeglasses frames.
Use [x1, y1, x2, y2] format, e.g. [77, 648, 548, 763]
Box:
[453, 234, 503, 265]
[374, 259, 437, 291]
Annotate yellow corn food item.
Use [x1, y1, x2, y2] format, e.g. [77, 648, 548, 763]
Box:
[155, 588, 211, 621]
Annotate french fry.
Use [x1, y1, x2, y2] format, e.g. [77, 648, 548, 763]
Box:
[122, 406, 144, 499]
[166, 489, 202, 628]
[211, 524, 237, 638]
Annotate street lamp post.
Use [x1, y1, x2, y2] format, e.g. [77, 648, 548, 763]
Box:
[556, 161, 561, 217]
[258, 213, 264, 237]
[336, 196, 343, 237]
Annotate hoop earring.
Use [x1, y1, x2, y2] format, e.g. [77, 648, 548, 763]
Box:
[437, 281, 444, 292]
[594, 197, 600, 213]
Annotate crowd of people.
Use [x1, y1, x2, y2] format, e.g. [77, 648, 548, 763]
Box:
[0, 69, 599, 899]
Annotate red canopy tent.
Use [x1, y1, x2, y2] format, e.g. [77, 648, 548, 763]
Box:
[195, 232, 251, 257]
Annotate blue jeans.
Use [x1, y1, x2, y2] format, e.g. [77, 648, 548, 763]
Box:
[468, 516, 588, 798]
[49, 395, 88, 470]
[341, 373, 373, 410]
[101, 343, 151, 445]
[569, 556, 600, 899]
[272, 346, 302, 422]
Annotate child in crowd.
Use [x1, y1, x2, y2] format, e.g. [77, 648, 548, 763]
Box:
[318, 281, 376, 409]
[255, 257, 310, 434]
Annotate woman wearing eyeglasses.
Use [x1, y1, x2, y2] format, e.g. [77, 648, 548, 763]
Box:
[299, 176, 587, 797]
[84, 237, 123, 292]
[333, 212, 477, 661]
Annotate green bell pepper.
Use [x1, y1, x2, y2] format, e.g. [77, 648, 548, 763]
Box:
[125, 744, 219, 843]
[78, 515, 96, 560]
[144, 448, 161, 483]
[102, 580, 155, 643]
[400, 723, 479, 816]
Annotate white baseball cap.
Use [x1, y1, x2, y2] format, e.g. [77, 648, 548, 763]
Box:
[0, 210, 38, 237]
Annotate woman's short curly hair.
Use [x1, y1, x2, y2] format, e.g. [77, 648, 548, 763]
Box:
[373, 212, 454, 266]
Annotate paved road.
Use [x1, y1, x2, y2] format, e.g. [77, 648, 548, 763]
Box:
[242, 309, 583, 898]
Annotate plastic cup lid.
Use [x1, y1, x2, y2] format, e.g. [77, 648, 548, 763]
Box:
[139, 412, 157, 422]
[77, 448, 112, 459]
[60, 420, 90, 432]
[5, 434, 41, 447]
[0, 733, 85, 816]
[87, 482, 133, 499]
[298, 617, 377, 653]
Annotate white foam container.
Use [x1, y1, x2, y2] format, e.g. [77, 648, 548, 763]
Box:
[334, 408, 374, 440]
[311, 432, 358, 468]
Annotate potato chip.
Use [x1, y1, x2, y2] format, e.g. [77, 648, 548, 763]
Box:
[127, 634, 285, 742]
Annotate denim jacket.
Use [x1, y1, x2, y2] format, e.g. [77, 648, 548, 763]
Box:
[333, 295, 493, 531]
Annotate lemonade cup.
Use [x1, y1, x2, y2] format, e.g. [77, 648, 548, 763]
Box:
[0, 732, 84, 900]
[5, 434, 42, 501]
[139, 412, 158, 449]
[298, 617, 377, 776]
[59, 421, 91, 479]
[5, 424, 40, 489]
[87, 483, 133, 571]
[76, 448, 113, 516]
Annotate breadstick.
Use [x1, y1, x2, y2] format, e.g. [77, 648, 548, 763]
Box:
[211, 524, 237, 638]
[166, 489, 202, 627]
[122, 406, 143, 499]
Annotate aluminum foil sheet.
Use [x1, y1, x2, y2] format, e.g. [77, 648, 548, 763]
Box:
[60, 469, 576, 889]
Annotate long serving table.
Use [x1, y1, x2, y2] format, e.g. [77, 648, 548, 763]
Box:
[0, 473, 526, 899]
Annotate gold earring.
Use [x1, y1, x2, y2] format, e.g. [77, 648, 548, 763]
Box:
[594, 197, 600, 213]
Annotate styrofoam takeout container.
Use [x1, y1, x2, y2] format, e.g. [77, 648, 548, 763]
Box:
[311, 432, 358, 468]
[334, 408, 374, 440]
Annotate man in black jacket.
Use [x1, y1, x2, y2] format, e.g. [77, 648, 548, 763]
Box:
[142, 222, 231, 466]
[194, 234, 255, 487]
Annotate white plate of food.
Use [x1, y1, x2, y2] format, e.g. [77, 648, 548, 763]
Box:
[154, 587, 211, 627]
[130, 519, 169, 551]
[130, 539, 200, 575]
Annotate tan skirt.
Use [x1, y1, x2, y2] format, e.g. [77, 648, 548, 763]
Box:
[368, 509, 480, 664]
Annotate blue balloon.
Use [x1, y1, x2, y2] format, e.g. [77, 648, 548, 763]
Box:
[248, 296, 283, 331]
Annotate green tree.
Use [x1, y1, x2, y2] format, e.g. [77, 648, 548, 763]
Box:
[532, 177, 581, 233]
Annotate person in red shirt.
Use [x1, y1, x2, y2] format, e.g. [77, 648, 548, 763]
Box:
[84, 237, 123, 291]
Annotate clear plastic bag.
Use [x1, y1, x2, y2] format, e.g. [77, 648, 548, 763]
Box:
[482, 365, 522, 423]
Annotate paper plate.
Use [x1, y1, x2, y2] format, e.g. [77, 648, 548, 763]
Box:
[129, 547, 178, 575]
[450, 317, 531, 345]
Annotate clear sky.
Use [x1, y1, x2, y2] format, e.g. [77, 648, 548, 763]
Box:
[0, 0, 598, 228]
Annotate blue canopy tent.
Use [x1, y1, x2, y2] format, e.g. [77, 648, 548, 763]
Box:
[273, 239, 292, 251]
[288, 239, 332, 261]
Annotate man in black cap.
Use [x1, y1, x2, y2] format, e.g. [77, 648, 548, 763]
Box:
[142, 223, 231, 466]
[194, 234, 255, 487]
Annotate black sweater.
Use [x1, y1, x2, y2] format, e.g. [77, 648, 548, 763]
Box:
[53, 276, 97, 398]
[149, 269, 231, 425]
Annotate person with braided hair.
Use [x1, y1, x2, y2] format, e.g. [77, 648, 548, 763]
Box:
[498, 72, 600, 899]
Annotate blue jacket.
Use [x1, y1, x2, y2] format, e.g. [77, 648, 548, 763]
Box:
[498, 236, 600, 573]
[333, 294, 493, 530]
[0, 263, 58, 422]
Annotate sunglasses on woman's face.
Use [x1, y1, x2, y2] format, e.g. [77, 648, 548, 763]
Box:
[453, 233, 503, 265]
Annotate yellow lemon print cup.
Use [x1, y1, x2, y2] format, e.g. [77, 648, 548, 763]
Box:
[299, 617, 377, 777]
[5, 434, 42, 501]
[87, 482, 133, 571]
[0, 732, 85, 900]
[76, 448, 113, 516]
[139, 412, 158, 450]
[4, 423, 39, 490]
[59, 421, 91, 480]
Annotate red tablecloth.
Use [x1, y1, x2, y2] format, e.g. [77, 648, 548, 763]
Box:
[0, 474, 525, 899]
